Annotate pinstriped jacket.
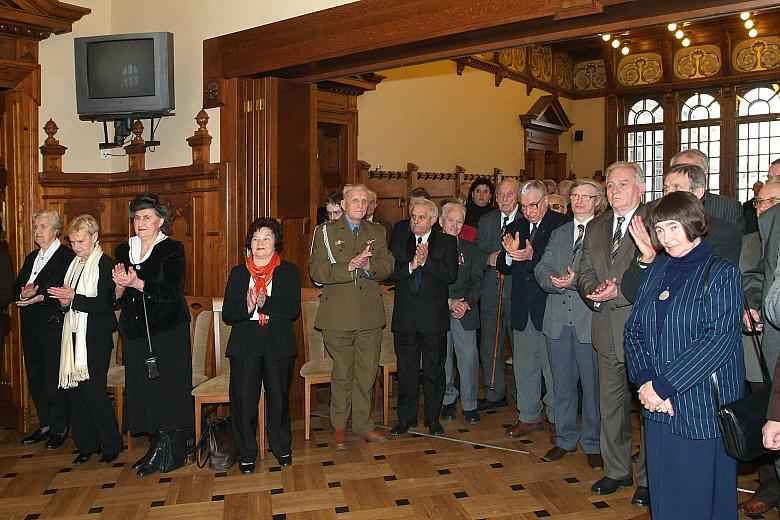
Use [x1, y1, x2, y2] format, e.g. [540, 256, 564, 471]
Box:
[624, 251, 744, 440]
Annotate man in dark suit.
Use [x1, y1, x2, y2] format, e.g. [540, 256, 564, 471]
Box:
[14, 210, 75, 449]
[498, 180, 570, 439]
[475, 178, 520, 411]
[670, 148, 743, 230]
[577, 162, 649, 507]
[744, 180, 763, 235]
[621, 163, 743, 303]
[439, 202, 485, 424]
[390, 187, 435, 243]
[390, 199, 458, 436]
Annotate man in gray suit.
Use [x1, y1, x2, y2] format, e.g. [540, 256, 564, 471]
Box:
[743, 179, 780, 515]
[476, 178, 520, 410]
[670, 149, 743, 230]
[535, 179, 604, 468]
[577, 161, 649, 507]
[440, 202, 485, 424]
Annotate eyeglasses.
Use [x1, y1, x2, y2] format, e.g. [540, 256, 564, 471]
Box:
[754, 196, 780, 208]
[570, 193, 597, 202]
[520, 197, 545, 212]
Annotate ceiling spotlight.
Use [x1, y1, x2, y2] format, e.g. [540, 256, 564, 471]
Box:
[611, 38, 621, 48]
[621, 46, 630, 55]
[740, 11, 751, 21]
[745, 19, 754, 29]
[601, 33, 611, 41]
[675, 29, 685, 39]
[682, 37, 691, 47]
[749, 28, 758, 38]
[667, 23, 677, 32]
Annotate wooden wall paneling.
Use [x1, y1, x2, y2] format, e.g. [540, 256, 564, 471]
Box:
[720, 86, 737, 197]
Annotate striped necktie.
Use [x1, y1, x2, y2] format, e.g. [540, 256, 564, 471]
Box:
[572, 223, 585, 262]
[611, 216, 625, 261]
[413, 236, 423, 291]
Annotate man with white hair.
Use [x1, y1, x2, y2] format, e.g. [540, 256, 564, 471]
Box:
[577, 162, 649, 508]
[439, 202, 485, 424]
[309, 184, 395, 451]
[669, 149, 743, 230]
[389, 199, 458, 436]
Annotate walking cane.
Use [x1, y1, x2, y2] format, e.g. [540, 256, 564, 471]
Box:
[489, 271, 505, 391]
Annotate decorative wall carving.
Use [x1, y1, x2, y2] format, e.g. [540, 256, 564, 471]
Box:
[617, 53, 663, 86]
[674, 45, 721, 79]
[530, 45, 552, 82]
[514, 47, 527, 73]
[555, 53, 573, 89]
[733, 37, 780, 72]
[497, 47, 526, 72]
[573, 59, 608, 90]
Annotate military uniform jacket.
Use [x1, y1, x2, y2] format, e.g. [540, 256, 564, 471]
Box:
[309, 217, 394, 331]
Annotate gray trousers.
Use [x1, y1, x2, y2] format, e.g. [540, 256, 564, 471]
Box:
[598, 348, 647, 485]
[547, 326, 600, 453]
[479, 298, 513, 402]
[512, 322, 554, 424]
[444, 318, 479, 412]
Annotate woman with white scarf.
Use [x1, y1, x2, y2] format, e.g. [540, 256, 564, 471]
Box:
[48, 214, 123, 465]
[112, 193, 194, 478]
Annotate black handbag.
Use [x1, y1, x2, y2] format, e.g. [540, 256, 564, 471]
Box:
[708, 260, 770, 461]
[196, 416, 236, 471]
[156, 429, 195, 473]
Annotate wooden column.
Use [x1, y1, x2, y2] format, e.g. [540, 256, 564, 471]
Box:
[124, 120, 146, 172]
[39, 119, 67, 178]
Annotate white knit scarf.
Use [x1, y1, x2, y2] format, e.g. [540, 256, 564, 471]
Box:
[58, 243, 103, 389]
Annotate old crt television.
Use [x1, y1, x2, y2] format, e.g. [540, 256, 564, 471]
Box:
[74, 32, 174, 117]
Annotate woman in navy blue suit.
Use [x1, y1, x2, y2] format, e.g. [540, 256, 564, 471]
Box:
[625, 191, 744, 519]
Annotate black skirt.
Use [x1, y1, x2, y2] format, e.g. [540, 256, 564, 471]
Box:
[123, 321, 195, 433]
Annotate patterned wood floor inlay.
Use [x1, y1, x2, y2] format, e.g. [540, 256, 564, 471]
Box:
[0, 389, 762, 519]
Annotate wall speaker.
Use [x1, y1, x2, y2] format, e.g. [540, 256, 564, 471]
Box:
[574, 130, 584, 142]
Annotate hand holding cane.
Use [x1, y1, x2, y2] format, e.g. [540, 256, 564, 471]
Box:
[489, 270, 505, 391]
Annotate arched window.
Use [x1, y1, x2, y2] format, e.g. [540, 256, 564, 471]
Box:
[624, 98, 664, 200]
[679, 93, 721, 194]
[736, 87, 780, 201]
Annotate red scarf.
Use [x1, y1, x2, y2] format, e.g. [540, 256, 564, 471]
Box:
[245, 251, 281, 326]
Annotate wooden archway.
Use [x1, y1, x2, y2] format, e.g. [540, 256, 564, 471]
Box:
[520, 96, 573, 182]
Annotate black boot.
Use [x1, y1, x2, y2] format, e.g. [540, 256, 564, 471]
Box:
[136, 432, 166, 478]
[132, 433, 157, 469]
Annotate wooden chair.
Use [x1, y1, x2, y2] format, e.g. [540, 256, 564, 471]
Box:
[377, 289, 397, 425]
[299, 288, 331, 440]
[106, 309, 128, 447]
[191, 297, 266, 461]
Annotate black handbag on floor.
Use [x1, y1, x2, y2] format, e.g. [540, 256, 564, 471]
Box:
[196, 416, 236, 471]
[156, 429, 195, 473]
[708, 261, 770, 461]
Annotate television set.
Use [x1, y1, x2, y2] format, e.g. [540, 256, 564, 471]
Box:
[74, 32, 174, 118]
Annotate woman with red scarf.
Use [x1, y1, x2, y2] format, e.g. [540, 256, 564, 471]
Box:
[222, 218, 301, 473]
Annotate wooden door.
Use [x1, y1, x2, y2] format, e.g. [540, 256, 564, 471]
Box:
[317, 122, 347, 205]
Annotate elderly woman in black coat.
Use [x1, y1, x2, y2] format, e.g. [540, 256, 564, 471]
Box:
[113, 194, 194, 478]
[222, 218, 300, 474]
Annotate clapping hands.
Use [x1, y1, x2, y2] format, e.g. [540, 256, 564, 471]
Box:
[502, 232, 533, 262]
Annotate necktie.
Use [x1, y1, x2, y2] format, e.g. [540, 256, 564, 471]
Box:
[611, 216, 625, 261]
[353, 225, 359, 237]
[501, 215, 509, 234]
[413, 237, 423, 292]
[530, 222, 538, 243]
[572, 223, 585, 262]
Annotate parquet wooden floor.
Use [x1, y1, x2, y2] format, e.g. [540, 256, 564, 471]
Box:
[0, 385, 765, 520]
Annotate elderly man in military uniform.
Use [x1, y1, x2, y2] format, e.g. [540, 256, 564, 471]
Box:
[309, 184, 395, 450]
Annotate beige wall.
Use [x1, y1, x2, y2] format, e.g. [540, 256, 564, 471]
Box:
[567, 97, 606, 177]
[358, 61, 551, 177]
[38, 0, 358, 173]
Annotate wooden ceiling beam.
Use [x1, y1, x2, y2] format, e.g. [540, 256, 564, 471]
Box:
[0, 1, 89, 38]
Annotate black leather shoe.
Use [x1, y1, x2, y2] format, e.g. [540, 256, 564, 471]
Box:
[476, 397, 508, 411]
[72, 453, 92, 465]
[591, 476, 634, 495]
[136, 464, 159, 478]
[441, 403, 456, 421]
[239, 462, 255, 474]
[426, 420, 444, 436]
[45, 431, 68, 450]
[99, 452, 120, 465]
[631, 486, 650, 507]
[276, 454, 292, 467]
[390, 420, 418, 436]
[463, 410, 480, 424]
[20, 428, 51, 446]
